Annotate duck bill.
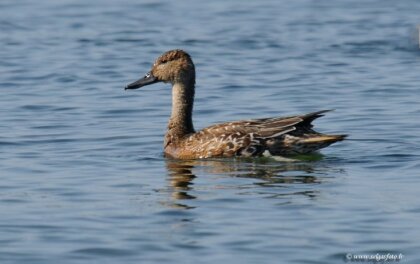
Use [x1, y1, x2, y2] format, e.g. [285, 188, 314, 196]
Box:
[125, 72, 158, 90]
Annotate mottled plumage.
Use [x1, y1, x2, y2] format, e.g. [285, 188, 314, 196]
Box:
[125, 50, 346, 159]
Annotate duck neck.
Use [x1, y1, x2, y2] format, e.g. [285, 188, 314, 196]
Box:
[167, 80, 195, 139]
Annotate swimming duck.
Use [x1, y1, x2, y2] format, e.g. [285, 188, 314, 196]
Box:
[125, 49, 346, 159]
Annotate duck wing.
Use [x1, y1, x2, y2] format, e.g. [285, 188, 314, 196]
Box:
[188, 110, 334, 157]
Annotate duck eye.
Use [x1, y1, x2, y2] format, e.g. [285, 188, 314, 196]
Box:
[161, 59, 168, 64]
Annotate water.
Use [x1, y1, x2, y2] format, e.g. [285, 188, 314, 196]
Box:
[1, 0, 420, 263]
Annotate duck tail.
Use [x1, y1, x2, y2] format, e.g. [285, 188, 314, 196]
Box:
[290, 134, 347, 154]
[300, 134, 347, 144]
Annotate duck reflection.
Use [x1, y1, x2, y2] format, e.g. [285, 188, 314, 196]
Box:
[164, 157, 342, 208]
[166, 161, 197, 201]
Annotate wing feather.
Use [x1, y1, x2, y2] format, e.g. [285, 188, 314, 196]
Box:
[188, 110, 332, 156]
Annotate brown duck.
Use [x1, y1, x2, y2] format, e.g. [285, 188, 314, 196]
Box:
[125, 49, 346, 159]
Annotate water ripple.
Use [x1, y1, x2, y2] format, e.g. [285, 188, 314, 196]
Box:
[1, 0, 420, 263]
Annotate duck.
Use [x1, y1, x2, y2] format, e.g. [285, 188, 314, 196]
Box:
[125, 49, 346, 159]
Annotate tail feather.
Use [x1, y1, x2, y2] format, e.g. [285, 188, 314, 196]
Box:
[300, 134, 347, 144]
[297, 134, 347, 153]
[262, 110, 347, 156]
[267, 133, 347, 155]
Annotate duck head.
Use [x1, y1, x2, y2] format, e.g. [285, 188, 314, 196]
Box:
[125, 49, 195, 90]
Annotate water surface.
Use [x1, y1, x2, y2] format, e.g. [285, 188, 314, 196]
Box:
[1, 0, 420, 263]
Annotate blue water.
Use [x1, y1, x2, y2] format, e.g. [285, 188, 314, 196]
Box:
[1, 0, 420, 263]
